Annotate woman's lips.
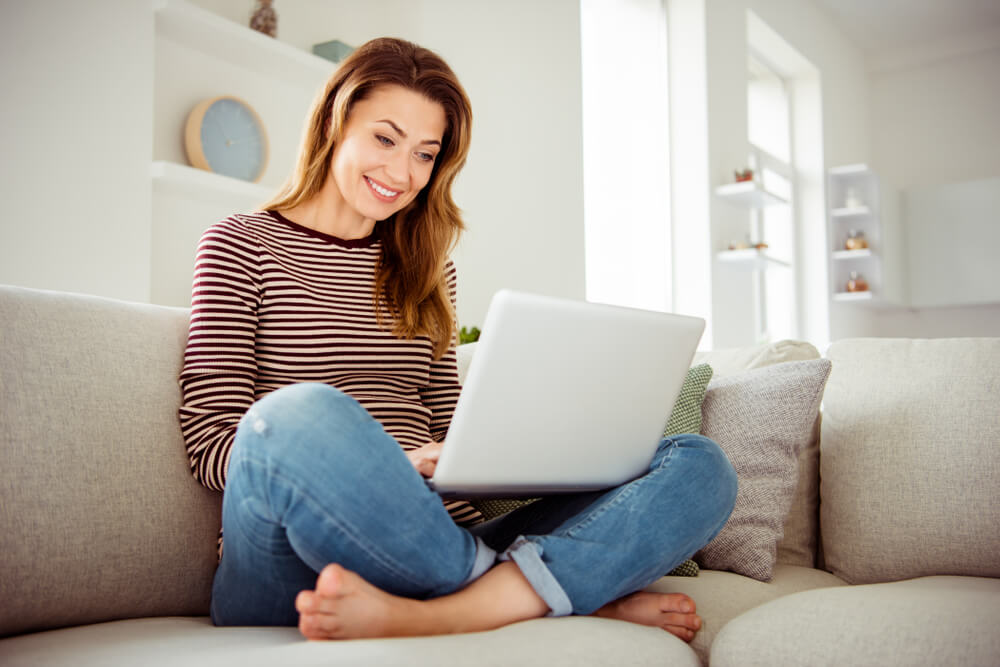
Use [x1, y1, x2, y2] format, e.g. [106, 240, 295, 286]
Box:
[365, 176, 401, 202]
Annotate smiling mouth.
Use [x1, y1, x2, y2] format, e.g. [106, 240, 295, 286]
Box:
[364, 176, 401, 200]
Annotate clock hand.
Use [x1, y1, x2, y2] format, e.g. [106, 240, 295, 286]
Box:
[210, 115, 231, 142]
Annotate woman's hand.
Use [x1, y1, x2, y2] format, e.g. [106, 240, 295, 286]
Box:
[406, 441, 442, 478]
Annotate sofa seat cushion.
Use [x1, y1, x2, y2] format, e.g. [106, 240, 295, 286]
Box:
[710, 575, 1000, 667]
[645, 564, 847, 665]
[0, 615, 701, 667]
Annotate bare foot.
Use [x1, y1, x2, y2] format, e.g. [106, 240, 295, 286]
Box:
[295, 561, 549, 640]
[295, 563, 423, 639]
[593, 591, 702, 642]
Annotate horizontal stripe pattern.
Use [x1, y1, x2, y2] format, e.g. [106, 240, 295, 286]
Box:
[179, 211, 481, 527]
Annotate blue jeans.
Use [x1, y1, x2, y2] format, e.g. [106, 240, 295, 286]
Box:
[210, 383, 737, 625]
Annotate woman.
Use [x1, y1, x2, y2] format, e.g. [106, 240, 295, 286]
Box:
[179, 37, 736, 642]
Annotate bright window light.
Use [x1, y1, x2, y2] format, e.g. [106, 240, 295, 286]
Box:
[581, 0, 671, 312]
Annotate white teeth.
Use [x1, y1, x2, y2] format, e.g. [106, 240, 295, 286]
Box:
[367, 177, 399, 197]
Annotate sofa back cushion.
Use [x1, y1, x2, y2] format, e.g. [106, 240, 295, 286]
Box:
[0, 285, 221, 637]
[821, 337, 1000, 584]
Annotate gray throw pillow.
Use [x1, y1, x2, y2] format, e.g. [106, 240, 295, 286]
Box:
[695, 359, 832, 582]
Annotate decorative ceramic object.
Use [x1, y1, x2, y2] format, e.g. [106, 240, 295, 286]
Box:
[845, 230, 868, 250]
[250, 0, 277, 38]
[313, 39, 356, 63]
[845, 187, 863, 209]
[846, 271, 869, 293]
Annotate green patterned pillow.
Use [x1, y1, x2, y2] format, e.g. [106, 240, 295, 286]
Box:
[657, 363, 713, 578]
[663, 363, 714, 436]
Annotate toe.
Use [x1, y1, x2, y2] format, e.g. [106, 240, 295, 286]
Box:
[317, 563, 346, 595]
[665, 625, 696, 642]
[295, 590, 316, 614]
[659, 611, 701, 631]
[660, 593, 695, 614]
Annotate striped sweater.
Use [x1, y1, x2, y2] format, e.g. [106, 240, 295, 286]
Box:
[178, 210, 482, 527]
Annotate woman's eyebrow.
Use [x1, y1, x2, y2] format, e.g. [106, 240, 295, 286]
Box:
[376, 119, 441, 146]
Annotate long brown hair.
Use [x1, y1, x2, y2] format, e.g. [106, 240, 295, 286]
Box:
[262, 37, 472, 358]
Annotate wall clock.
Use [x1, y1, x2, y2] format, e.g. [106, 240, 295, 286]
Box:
[184, 95, 269, 183]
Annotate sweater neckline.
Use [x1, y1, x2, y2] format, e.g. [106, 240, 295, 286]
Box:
[267, 210, 380, 249]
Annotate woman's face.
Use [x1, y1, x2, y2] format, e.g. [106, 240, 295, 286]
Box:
[330, 84, 447, 223]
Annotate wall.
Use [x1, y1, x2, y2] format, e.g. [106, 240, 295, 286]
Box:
[833, 45, 1000, 339]
[408, 0, 587, 330]
[1, 0, 583, 331]
[274, 0, 587, 329]
[176, 0, 585, 331]
[0, 0, 153, 301]
[697, 0, 870, 348]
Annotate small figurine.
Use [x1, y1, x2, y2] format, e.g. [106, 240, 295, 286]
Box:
[845, 230, 868, 250]
[250, 0, 277, 38]
[846, 271, 869, 293]
[845, 187, 863, 209]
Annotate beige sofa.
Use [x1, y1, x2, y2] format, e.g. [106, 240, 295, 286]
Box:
[1, 283, 998, 666]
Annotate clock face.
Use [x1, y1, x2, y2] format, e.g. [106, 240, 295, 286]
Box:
[199, 97, 267, 182]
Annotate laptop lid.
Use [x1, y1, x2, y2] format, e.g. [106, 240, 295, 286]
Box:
[430, 289, 705, 498]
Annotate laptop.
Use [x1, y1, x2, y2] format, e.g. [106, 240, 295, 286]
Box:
[429, 289, 705, 499]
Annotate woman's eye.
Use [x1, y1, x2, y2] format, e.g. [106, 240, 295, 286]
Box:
[376, 135, 394, 147]
[416, 152, 436, 163]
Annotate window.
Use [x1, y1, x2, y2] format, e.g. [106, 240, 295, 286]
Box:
[580, 0, 671, 311]
[747, 54, 796, 341]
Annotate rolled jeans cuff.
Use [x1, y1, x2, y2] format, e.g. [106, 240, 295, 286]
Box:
[499, 536, 573, 617]
[462, 536, 497, 587]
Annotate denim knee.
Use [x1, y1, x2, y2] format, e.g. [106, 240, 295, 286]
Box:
[688, 434, 737, 526]
[234, 383, 375, 469]
[663, 433, 738, 528]
[249, 382, 357, 425]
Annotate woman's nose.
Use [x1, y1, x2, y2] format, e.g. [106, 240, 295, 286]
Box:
[383, 150, 409, 187]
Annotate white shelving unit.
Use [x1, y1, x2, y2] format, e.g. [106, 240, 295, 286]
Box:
[716, 247, 790, 270]
[154, 0, 332, 85]
[150, 160, 273, 203]
[826, 164, 901, 305]
[714, 171, 792, 341]
[714, 180, 790, 270]
[150, 0, 336, 307]
[714, 181, 788, 208]
[832, 290, 873, 302]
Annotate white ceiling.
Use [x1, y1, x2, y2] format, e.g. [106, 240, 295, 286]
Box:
[810, 0, 1000, 71]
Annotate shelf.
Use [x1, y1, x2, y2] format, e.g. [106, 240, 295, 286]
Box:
[151, 160, 274, 203]
[716, 249, 790, 270]
[832, 249, 873, 260]
[154, 0, 334, 84]
[832, 291, 873, 302]
[829, 164, 873, 178]
[831, 206, 872, 218]
[714, 181, 788, 208]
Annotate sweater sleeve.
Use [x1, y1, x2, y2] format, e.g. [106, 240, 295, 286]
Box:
[419, 261, 463, 443]
[178, 219, 261, 491]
